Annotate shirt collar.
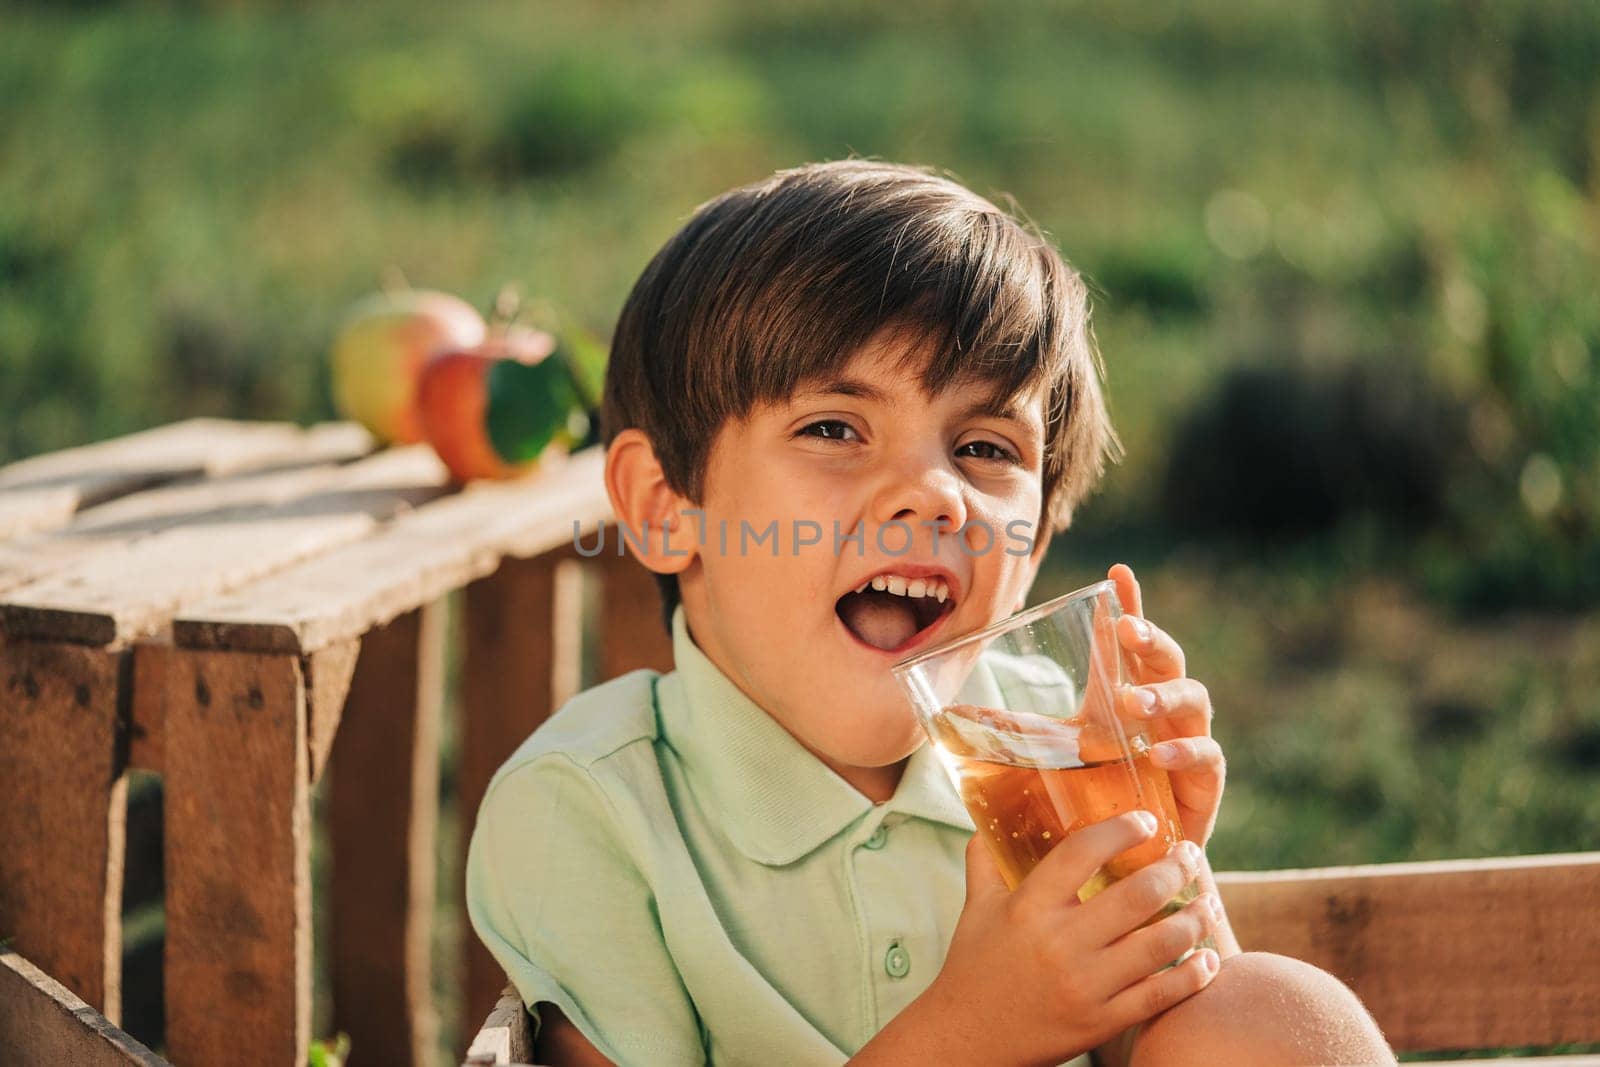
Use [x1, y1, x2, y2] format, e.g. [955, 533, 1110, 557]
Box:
[655, 605, 974, 867]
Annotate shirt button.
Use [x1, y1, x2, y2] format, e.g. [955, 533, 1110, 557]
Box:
[884, 940, 911, 979]
[864, 825, 889, 850]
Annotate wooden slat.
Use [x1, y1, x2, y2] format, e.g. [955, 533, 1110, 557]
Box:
[127, 641, 172, 773]
[305, 637, 360, 785]
[131, 636, 360, 783]
[460, 553, 584, 1022]
[1449, 1059, 1600, 1065]
[0, 950, 168, 1067]
[597, 550, 674, 682]
[172, 448, 609, 655]
[462, 984, 535, 1067]
[163, 650, 311, 1066]
[0, 641, 128, 1021]
[1215, 852, 1600, 1053]
[0, 423, 375, 598]
[0, 445, 449, 647]
[329, 603, 445, 1067]
[0, 419, 373, 541]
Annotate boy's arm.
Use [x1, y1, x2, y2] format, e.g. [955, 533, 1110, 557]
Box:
[536, 1003, 618, 1067]
[844, 978, 1005, 1066]
[466, 755, 705, 1067]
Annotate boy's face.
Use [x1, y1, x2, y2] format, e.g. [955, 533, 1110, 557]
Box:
[677, 327, 1052, 790]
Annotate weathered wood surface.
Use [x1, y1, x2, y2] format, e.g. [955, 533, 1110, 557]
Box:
[0, 950, 169, 1067]
[0, 444, 449, 647]
[462, 983, 536, 1067]
[129, 637, 359, 781]
[1448, 1059, 1600, 1066]
[305, 636, 360, 785]
[460, 553, 585, 1021]
[0, 641, 128, 1020]
[1215, 851, 1600, 1053]
[173, 448, 608, 655]
[329, 604, 445, 1067]
[0, 423, 375, 597]
[0, 419, 373, 541]
[162, 650, 311, 1066]
[127, 641, 172, 773]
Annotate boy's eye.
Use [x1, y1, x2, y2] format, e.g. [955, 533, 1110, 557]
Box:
[798, 420, 859, 442]
[956, 439, 1020, 463]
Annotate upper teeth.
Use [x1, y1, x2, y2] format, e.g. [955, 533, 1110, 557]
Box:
[858, 574, 950, 603]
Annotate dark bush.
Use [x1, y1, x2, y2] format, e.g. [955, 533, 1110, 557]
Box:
[1160, 355, 1468, 541]
[1089, 245, 1208, 318]
[387, 115, 478, 190]
[485, 54, 647, 182]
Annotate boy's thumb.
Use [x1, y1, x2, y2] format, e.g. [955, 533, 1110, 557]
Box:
[963, 833, 1009, 903]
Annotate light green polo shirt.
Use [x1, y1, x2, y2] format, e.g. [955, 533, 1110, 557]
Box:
[466, 604, 1094, 1067]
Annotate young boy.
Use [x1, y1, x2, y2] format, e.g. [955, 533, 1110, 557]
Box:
[467, 160, 1395, 1066]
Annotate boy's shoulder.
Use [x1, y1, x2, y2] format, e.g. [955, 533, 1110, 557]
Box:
[490, 667, 666, 788]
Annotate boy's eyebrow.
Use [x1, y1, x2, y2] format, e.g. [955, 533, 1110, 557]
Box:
[957, 394, 1037, 429]
[796, 377, 891, 404]
[799, 377, 1042, 434]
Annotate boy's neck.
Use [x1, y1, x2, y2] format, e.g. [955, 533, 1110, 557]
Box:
[679, 604, 912, 804]
[822, 754, 909, 804]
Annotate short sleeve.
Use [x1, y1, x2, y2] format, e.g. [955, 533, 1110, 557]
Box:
[465, 753, 706, 1066]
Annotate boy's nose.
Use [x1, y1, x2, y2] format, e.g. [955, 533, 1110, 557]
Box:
[875, 466, 967, 536]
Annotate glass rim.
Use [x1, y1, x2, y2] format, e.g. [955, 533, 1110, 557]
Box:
[890, 578, 1118, 676]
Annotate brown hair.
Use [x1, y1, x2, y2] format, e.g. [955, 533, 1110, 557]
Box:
[602, 160, 1120, 629]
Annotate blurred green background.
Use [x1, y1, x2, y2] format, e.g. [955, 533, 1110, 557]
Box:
[4, 0, 1598, 1061]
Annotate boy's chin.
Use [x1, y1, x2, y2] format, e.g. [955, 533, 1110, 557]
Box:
[818, 710, 927, 769]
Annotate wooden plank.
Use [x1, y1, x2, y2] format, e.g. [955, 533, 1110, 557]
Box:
[102, 589, 359, 784]
[0, 419, 373, 541]
[305, 637, 360, 785]
[173, 448, 609, 655]
[163, 649, 311, 1066]
[597, 550, 674, 682]
[0, 444, 449, 647]
[462, 984, 535, 1067]
[0, 950, 168, 1067]
[0, 425, 374, 598]
[329, 603, 445, 1067]
[1214, 852, 1600, 1053]
[127, 641, 172, 773]
[459, 553, 584, 1022]
[0, 640, 128, 1021]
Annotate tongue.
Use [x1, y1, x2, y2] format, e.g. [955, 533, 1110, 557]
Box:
[838, 591, 921, 651]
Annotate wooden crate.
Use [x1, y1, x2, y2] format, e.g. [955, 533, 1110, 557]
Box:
[1, 948, 169, 1066]
[0, 420, 672, 1066]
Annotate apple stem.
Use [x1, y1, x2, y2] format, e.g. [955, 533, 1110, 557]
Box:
[492, 283, 523, 329]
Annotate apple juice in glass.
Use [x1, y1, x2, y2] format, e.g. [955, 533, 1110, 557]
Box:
[892, 580, 1215, 959]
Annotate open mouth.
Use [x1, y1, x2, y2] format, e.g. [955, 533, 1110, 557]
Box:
[835, 573, 957, 654]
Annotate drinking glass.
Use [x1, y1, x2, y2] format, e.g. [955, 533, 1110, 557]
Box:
[892, 580, 1215, 956]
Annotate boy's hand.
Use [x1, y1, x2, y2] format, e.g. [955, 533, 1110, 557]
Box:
[862, 814, 1223, 1067]
[1108, 564, 1225, 848]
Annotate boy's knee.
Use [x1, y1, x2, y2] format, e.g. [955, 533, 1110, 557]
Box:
[1128, 951, 1395, 1067]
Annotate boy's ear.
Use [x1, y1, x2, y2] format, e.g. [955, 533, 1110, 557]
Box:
[603, 428, 698, 576]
